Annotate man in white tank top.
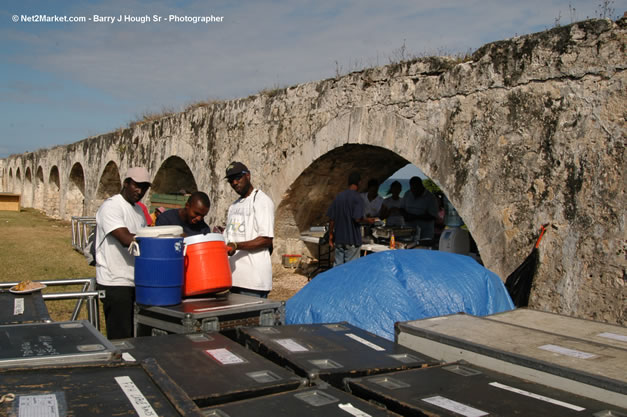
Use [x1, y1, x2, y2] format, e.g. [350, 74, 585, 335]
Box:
[224, 162, 275, 298]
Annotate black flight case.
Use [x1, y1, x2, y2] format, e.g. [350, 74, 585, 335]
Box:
[0, 290, 51, 325]
[0, 358, 203, 417]
[345, 361, 627, 417]
[112, 332, 305, 407]
[0, 320, 118, 368]
[235, 322, 439, 388]
[202, 384, 401, 417]
[134, 293, 284, 338]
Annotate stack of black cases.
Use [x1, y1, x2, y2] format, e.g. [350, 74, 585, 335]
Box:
[395, 313, 627, 409]
[0, 359, 204, 416]
[112, 332, 305, 406]
[202, 384, 401, 416]
[134, 293, 284, 337]
[235, 322, 438, 387]
[345, 361, 627, 416]
[0, 291, 51, 325]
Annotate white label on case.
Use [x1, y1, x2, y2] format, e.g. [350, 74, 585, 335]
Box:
[489, 382, 585, 411]
[345, 333, 385, 351]
[338, 402, 372, 417]
[18, 394, 59, 417]
[422, 396, 488, 417]
[206, 348, 245, 365]
[274, 338, 309, 352]
[598, 332, 627, 342]
[538, 344, 597, 359]
[115, 376, 158, 417]
[14, 298, 24, 315]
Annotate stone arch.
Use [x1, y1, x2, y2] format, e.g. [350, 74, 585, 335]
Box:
[152, 156, 198, 195]
[95, 161, 122, 208]
[66, 163, 85, 217]
[23, 167, 33, 207]
[274, 144, 407, 257]
[274, 143, 471, 260]
[34, 166, 45, 210]
[275, 144, 406, 231]
[47, 166, 61, 218]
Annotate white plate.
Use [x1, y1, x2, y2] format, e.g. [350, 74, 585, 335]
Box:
[9, 284, 47, 294]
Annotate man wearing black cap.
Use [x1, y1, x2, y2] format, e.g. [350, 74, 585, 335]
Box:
[326, 171, 376, 266]
[95, 167, 151, 339]
[224, 162, 275, 298]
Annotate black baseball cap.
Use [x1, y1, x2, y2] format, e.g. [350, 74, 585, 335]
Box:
[225, 162, 249, 179]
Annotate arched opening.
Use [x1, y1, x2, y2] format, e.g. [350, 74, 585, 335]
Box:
[47, 166, 61, 218]
[23, 167, 33, 207]
[275, 145, 406, 244]
[95, 161, 122, 209]
[274, 144, 478, 272]
[150, 156, 198, 212]
[15, 168, 21, 194]
[34, 166, 45, 210]
[152, 156, 198, 194]
[66, 163, 85, 217]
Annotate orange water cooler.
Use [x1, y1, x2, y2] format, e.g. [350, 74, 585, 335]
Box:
[183, 233, 232, 296]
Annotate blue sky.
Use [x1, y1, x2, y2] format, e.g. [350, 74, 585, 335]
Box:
[1, 0, 624, 158]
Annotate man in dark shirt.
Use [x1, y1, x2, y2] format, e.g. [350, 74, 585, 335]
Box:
[326, 172, 376, 266]
[156, 191, 211, 236]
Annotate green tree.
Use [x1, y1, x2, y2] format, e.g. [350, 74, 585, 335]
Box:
[423, 178, 441, 194]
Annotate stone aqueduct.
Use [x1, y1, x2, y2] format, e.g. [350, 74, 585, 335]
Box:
[1, 19, 625, 324]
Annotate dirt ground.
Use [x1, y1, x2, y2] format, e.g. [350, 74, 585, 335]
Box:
[267, 265, 310, 301]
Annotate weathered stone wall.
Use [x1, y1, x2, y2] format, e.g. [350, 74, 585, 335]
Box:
[2, 18, 625, 324]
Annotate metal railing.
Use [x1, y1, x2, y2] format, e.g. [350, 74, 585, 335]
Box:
[71, 216, 96, 252]
[0, 277, 103, 330]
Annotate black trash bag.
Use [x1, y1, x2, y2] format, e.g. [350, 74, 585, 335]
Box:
[505, 225, 547, 307]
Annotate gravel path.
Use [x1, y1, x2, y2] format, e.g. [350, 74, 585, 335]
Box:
[268, 266, 310, 301]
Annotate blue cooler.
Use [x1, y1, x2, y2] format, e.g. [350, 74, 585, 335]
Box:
[131, 226, 184, 306]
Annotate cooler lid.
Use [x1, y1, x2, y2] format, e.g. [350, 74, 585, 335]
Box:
[184, 233, 225, 245]
[136, 225, 183, 238]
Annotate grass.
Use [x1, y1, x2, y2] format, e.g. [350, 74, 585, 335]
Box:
[0, 208, 104, 329]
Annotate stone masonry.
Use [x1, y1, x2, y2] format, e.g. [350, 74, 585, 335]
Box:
[1, 19, 625, 324]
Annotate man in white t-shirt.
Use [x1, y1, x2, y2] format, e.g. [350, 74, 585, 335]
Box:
[95, 167, 150, 339]
[224, 162, 275, 298]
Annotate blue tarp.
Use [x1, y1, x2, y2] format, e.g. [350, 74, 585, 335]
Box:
[286, 250, 514, 340]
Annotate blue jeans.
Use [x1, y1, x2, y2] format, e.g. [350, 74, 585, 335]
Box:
[334, 244, 360, 266]
[230, 286, 269, 298]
